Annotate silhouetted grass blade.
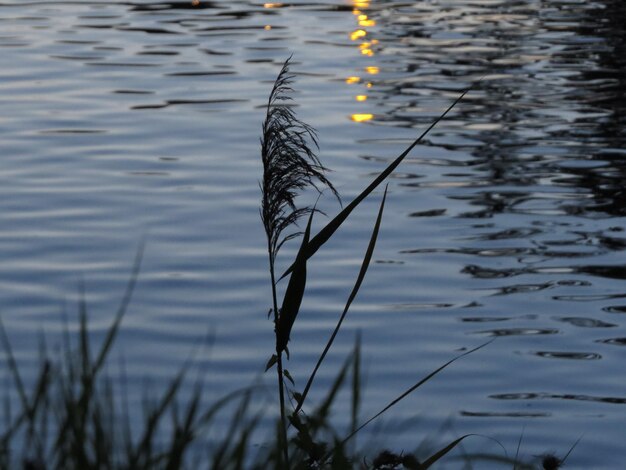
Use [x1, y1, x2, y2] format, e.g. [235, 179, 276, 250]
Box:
[351, 332, 361, 439]
[163, 383, 201, 469]
[283, 369, 295, 386]
[276, 210, 313, 355]
[0, 320, 28, 414]
[337, 340, 493, 448]
[289, 350, 355, 466]
[93, 239, 144, 375]
[265, 354, 278, 372]
[280, 85, 474, 281]
[0, 318, 44, 446]
[294, 186, 387, 414]
[128, 361, 193, 468]
[421, 434, 475, 469]
[514, 425, 525, 470]
[314, 349, 352, 421]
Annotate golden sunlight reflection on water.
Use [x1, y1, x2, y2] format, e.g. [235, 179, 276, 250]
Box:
[350, 113, 373, 122]
[348, 0, 378, 123]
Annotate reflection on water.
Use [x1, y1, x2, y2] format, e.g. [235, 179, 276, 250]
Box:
[0, 0, 625, 467]
[533, 351, 602, 360]
[347, 0, 378, 122]
[492, 392, 626, 406]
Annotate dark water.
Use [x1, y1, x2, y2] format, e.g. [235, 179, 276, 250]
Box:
[1, 1, 625, 467]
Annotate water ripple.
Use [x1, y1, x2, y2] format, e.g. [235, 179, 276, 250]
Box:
[491, 392, 626, 406]
[1, 0, 626, 464]
[532, 351, 602, 361]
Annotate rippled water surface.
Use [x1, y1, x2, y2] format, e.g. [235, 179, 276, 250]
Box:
[1, 0, 625, 467]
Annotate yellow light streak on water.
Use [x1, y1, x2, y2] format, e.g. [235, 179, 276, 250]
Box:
[351, 113, 373, 122]
[350, 29, 367, 40]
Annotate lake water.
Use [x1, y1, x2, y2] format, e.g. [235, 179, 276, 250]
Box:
[1, 0, 625, 468]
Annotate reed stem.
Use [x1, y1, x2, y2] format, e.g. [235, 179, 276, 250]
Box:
[268, 252, 289, 469]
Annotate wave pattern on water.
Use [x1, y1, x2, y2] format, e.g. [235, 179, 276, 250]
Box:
[0, 0, 625, 468]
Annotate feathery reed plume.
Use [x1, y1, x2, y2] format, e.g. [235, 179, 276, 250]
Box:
[260, 56, 339, 469]
[261, 57, 339, 266]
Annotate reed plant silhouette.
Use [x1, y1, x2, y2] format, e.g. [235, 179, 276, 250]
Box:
[260, 57, 340, 468]
[259, 58, 499, 469]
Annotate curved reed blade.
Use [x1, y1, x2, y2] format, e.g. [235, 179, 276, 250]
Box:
[280, 84, 476, 281]
[561, 434, 584, 466]
[338, 340, 493, 448]
[350, 332, 361, 438]
[275, 210, 313, 355]
[314, 349, 352, 422]
[513, 425, 525, 470]
[93, 239, 144, 375]
[420, 434, 475, 469]
[0, 320, 28, 412]
[294, 186, 387, 414]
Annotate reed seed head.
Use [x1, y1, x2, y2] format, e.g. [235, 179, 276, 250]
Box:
[260, 57, 339, 264]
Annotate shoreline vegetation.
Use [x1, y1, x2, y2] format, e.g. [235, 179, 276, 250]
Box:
[0, 58, 577, 469]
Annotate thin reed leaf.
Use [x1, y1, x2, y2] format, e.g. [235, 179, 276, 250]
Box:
[119, 355, 134, 465]
[197, 387, 257, 428]
[164, 384, 202, 470]
[514, 425, 525, 470]
[289, 352, 353, 466]
[276, 210, 313, 355]
[24, 355, 50, 459]
[314, 350, 352, 423]
[78, 280, 91, 382]
[230, 412, 262, 470]
[265, 354, 278, 372]
[129, 362, 190, 468]
[211, 389, 253, 469]
[283, 369, 295, 386]
[0, 334, 50, 464]
[92, 239, 144, 375]
[420, 434, 475, 469]
[350, 332, 361, 440]
[0, 320, 29, 414]
[338, 340, 493, 448]
[561, 434, 583, 466]
[289, 413, 321, 463]
[280, 85, 477, 281]
[295, 186, 387, 414]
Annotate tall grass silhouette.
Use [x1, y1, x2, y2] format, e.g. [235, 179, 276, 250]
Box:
[260, 57, 339, 467]
[259, 58, 501, 469]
